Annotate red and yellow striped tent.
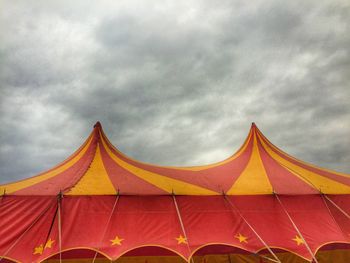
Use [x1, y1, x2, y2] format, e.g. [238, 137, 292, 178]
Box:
[1, 122, 349, 263]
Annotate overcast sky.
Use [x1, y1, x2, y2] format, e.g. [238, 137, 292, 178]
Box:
[1, 0, 349, 184]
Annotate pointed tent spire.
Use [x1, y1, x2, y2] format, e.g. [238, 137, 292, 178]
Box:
[94, 121, 102, 129]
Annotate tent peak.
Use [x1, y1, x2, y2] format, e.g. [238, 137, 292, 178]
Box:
[93, 121, 102, 129]
[251, 122, 258, 131]
[1, 122, 349, 196]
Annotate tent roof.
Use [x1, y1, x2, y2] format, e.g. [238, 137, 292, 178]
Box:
[1, 122, 349, 195]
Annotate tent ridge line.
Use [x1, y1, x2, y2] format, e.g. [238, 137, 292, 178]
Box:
[256, 128, 350, 178]
[62, 138, 99, 195]
[256, 131, 320, 194]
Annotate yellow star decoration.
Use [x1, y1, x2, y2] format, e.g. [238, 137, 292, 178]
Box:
[292, 235, 304, 246]
[235, 233, 248, 243]
[176, 234, 187, 244]
[33, 238, 55, 255]
[110, 235, 124, 246]
[45, 238, 55, 249]
[33, 244, 44, 255]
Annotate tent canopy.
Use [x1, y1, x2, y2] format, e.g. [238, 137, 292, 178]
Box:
[1, 122, 349, 196]
[1, 122, 350, 263]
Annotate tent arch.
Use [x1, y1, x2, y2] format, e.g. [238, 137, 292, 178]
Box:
[0, 256, 20, 263]
[40, 248, 111, 263]
[190, 243, 253, 258]
[112, 245, 187, 262]
[315, 243, 350, 263]
[190, 243, 279, 262]
[315, 241, 350, 254]
[257, 247, 310, 262]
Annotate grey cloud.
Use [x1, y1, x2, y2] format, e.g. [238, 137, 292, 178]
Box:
[1, 0, 349, 184]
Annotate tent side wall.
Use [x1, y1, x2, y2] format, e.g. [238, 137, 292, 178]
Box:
[1, 195, 350, 262]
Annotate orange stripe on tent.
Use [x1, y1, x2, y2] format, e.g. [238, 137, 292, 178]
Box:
[0, 135, 95, 194]
[100, 135, 217, 195]
[257, 132, 350, 194]
[99, 122, 253, 171]
[227, 133, 272, 195]
[256, 128, 350, 179]
[256, 137, 318, 194]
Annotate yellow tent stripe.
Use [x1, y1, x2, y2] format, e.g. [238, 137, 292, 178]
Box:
[227, 133, 273, 195]
[0, 136, 94, 194]
[257, 130, 350, 177]
[66, 144, 117, 195]
[257, 133, 350, 194]
[100, 136, 218, 195]
[100, 129, 253, 172]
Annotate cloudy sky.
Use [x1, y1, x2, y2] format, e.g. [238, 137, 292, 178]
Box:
[1, 0, 349, 184]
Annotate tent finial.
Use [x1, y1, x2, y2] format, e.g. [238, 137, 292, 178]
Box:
[94, 121, 102, 128]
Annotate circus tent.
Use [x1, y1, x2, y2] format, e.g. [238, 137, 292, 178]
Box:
[0, 122, 349, 263]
